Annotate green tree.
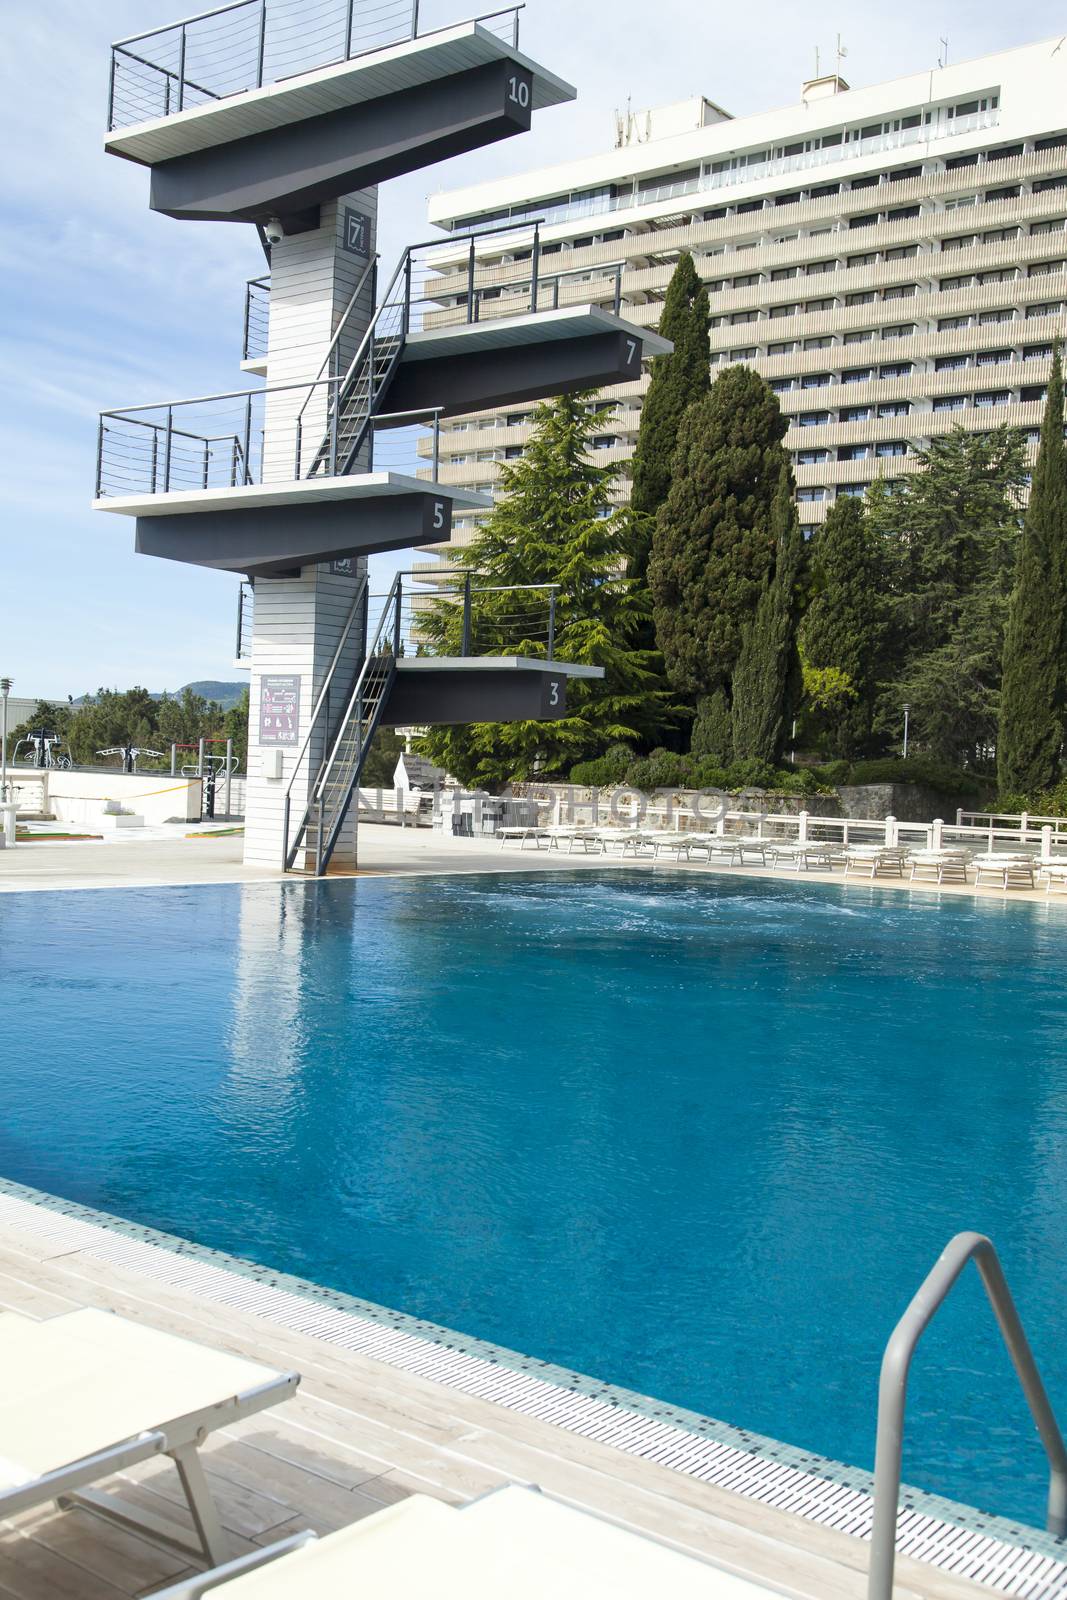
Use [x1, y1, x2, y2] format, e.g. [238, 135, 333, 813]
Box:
[866, 426, 1026, 763]
[648, 365, 790, 759]
[417, 394, 666, 788]
[998, 354, 1067, 794]
[800, 495, 888, 757]
[628, 251, 710, 576]
[731, 465, 806, 762]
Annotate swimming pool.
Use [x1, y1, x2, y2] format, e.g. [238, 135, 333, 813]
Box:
[2, 872, 1065, 1528]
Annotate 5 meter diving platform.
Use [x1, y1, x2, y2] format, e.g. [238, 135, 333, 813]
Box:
[106, 6, 574, 231]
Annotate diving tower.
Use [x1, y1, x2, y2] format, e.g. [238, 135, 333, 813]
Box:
[94, 0, 670, 874]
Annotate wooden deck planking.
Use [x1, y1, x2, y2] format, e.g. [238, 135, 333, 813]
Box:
[0, 1222, 1010, 1600]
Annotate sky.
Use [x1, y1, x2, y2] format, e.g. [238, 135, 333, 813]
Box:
[2, 0, 1064, 700]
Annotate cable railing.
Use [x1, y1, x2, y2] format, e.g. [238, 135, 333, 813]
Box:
[94, 380, 442, 497]
[107, 1, 523, 132]
[369, 573, 559, 659]
[235, 580, 255, 660]
[97, 216, 625, 500]
[242, 275, 270, 363]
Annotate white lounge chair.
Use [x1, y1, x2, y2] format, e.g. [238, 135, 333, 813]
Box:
[1041, 858, 1067, 894]
[496, 826, 550, 849]
[972, 853, 1037, 889]
[0, 1307, 298, 1567]
[651, 832, 695, 860]
[843, 845, 909, 879]
[908, 848, 971, 884]
[768, 840, 835, 871]
[152, 1484, 774, 1598]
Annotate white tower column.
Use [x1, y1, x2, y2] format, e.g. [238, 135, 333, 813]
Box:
[243, 189, 378, 871]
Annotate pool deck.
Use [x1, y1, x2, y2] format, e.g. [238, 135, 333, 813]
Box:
[1, 822, 1065, 909]
[0, 1198, 1010, 1600]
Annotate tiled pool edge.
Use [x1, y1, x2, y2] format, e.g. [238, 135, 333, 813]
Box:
[1, 1175, 1065, 1598]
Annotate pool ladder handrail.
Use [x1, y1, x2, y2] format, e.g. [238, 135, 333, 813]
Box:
[869, 1231, 1067, 1600]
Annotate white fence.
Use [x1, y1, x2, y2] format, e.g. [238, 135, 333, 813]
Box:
[957, 810, 1067, 850]
[537, 793, 1065, 860]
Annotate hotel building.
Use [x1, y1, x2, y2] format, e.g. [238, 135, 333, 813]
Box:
[418, 36, 1067, 559]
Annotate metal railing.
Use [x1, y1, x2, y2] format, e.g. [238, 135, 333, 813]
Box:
[242, 275, 270, 364]
[94, 379, 442, 498]
[386, 574, 558, 659]
[868, 1233, 1067, 1600]
[283, 572, 401, 873]
[107, 1, 522, 132]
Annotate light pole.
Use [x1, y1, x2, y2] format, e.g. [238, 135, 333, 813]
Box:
[0, 678, 11, 803]
[902, 702, 910, 761]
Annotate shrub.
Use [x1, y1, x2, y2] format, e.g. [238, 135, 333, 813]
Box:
[722, 758, 777, 792]
[844, 757, 987, 799]
[689, 757, 730, 790]
[569, 744, 633, 787]
[809, 759, 850, 786]
[624, 748, 694, 791]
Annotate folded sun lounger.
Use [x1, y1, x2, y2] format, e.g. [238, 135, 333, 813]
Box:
[152, 1483, 775, 1598]
[0, 1307, 299, 1566]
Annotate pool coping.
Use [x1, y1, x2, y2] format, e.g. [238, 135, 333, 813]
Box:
[1, 1175, 1065, 1597]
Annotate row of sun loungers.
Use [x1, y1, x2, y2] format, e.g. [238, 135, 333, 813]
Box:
[498, 827, 1062, 890]
[2, 1303, 769, 1598]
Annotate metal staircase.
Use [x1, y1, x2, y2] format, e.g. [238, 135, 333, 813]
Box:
[283, 573, 403, 875]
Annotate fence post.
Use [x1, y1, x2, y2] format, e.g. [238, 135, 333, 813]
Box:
[798, 809, 809, 843]
[885, 813, 898, 847]
[163, 406, 174, 491]
[202, 439, 210, 488]
[931, 817, 943, 850]
[177, 25, 186, 110]
[1042, 824, 1053, 864]
[432, 411, 440, 479]
[956, 807, 963, 826]
[411, 0, 420, 37]
[170, 743, 177, 776]
[243, 394, 253, 485]
[461, 574, 472, 656]
[547, 592, 556, 660]
[197, 738, 205, 778]
[224, 739, 233, 819]
[1021, 810, 1030, 842]
[344, 0, 354, 57]
[466, 238, 477, 323]
[393, 576, 403, 656]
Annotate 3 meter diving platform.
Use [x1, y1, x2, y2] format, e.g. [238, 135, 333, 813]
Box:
[382, 654, 603, 725]
[106, 8, 574, 230]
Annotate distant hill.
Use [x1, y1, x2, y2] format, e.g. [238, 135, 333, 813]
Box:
[71, 681, 248, 710]
[178, 681, 247, 710]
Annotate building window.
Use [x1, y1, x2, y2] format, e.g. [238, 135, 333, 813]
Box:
[768, 340, 798, 355]
[800, 372, 832, 387]
[805, 260, 837, 276]
[505, 446, 523, 459]
[1031, 218, 1067, 235]
[849, 213, 879, 229]
[940, 275, 973, 291]
[982, 226, 1018, 243]
[840, 406, 872, 422]
[844, 329, 876, 344]
[796, 448, 829, 464]
[977, 268, 1016, 284]
[846, 291, 876, 306]
[975, 349, 1011, 366]
[1021, 385, 1048, 403]
[797, 486, 826, 502]
[881, 323, 916, 339]
[876, 441, 907, 457]
[729, 347, 758, 361]
[978, 308, 1014, 324]
[839, 444, 872, 460]
[769, 377, 793, 393]
[938, 315, 971, 330]
[885, 244, 919, 259]
[883, 284, 917, 300]
[880, 362, 913, 378]
[985, 185, 1020, 202]
[936, 354, 969, 371]
[797, 411, 831, 426]
[1034, 176, 1067, 193]
[590, 436, 618, 450]
[770, 304, 798, 319]
[1027, 301, 1065, 318]
[841, 366, 873, 383]
[877, 401, 911, 417]
[941, 234, 976, 252]
[1023, 343, 1053, 360]
[933, 396, 966, 411]
[770, 266, 799, 280]
[887, 205, 920, 221]
[838, 484, 869, 498]
[974, 390, 1010, 406]
[730, 310, 758, 324]
[803, 336, 833, 350]
[733, 273, 762, 288]
[1029, 260, 1066, 277]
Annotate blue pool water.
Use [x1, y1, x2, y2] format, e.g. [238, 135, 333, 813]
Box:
[1, 872, 1066, 1526]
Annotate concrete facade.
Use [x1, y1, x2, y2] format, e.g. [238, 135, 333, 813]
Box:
[418, 37, 1067, 563]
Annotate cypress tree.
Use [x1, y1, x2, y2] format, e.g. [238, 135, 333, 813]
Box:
[628, 251, 710, 579]
[731, 465, 806, 762]
[648, 365, 790, 757]
[800, 495, 888, 758]
[416, 393, 666, 788]
[998, 352, 1067, 795]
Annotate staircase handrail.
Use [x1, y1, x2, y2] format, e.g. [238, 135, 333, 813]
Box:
[293, 252, 379, 431]
[281, 569, 369, 822]
[312, 572, 402, 807]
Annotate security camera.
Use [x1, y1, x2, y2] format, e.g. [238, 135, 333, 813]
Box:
[263, 217, 284, 246]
